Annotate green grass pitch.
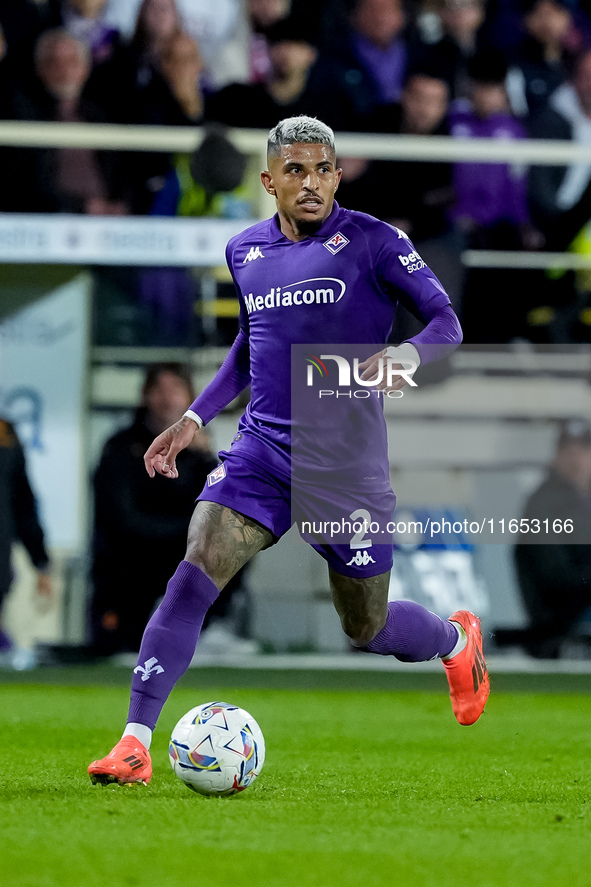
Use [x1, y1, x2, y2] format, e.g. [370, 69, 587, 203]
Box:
[1, 666, 590, 887]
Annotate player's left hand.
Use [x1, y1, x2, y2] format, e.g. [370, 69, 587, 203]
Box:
[358, 348, 416, 392]
[144, 416, 198, 479]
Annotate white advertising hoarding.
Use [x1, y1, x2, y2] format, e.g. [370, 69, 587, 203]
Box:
[0, 214, 252, 266]
[0, 275, 90, 551]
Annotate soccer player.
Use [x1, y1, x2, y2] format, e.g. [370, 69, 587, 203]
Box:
[88, 115, 489, 786]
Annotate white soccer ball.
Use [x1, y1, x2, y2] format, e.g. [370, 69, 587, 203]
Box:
[169, 701, 265, 796]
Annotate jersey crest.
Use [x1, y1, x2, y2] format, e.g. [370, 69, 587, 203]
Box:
[323, 232, 350, 255]
[207, 464, 227, 486]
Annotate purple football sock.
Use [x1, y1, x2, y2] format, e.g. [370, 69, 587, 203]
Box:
[363, 600, 458, 662]
[127, 560, 219, 730]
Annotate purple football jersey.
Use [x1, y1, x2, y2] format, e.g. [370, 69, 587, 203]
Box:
[192, 201, 461, 484]
[229, 202, 459, 414]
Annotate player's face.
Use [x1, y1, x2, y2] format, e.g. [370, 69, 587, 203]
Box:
[262, 143, 342, 238]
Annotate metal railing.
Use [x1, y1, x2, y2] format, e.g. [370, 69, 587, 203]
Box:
[2, 120, 591, 267]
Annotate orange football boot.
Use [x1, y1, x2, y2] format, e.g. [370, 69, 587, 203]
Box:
[442, 610, 490, 725]
[88, 736, 152, 786]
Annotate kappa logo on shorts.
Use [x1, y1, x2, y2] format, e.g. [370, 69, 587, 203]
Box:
[346, 550, 376, 567]
[207, 464, 226, 486]
[323, 232, 350, 255]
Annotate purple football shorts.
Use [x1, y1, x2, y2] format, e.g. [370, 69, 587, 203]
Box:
[198, 447, 395, 579]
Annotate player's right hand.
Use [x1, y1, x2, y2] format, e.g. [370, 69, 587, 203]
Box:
[144, 416, 199, 479]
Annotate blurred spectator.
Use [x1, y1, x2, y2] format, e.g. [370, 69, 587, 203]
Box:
[0, 0, 58, 47]
[134, 30, 206, 128]
[148, 125, 249, 218]
[507, 0, 581, 118]
[0, 0, 60, 64]
[58, 0, 120, 66]
[337, 69, 460, 340]
[85, 0, 182, 123]
[132, 129, 249, 347]
[451, 51, 542, 340]
[0, 28, 131, 214]
[529, 48, 591, 247]
[0, 0, 60, 91]
[93, 1, 207, 206]
[514, 419, 591, 658]
[528, 48, 591, 339]
[247, 0, 292, 83]
[483, 0, 591, 58]
[308, 0, 414, 129]
[207, 15, 322, 129]
[0, 25, 8, 111]
[479, 0, 530, 56]
[418, 0, 488, 103]
[0, 418, 52, 655]
[450, 53, 531, 235]
[102, 0, 248, 89]
[175, 0, 246, 90]
[130, 38, 249, 213]
[341, 71, 454, 241]
[90, 364, 220, 654]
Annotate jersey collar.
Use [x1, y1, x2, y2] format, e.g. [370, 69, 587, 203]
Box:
[266, 201, 344, 243]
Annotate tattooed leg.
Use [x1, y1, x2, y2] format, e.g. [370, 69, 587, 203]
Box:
[331, 567, 460, 661]
[329, 568, 389, 646]
[185, 501, 274, 590]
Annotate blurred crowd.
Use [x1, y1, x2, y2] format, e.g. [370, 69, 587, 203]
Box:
[2, 1, 591, 662]
[4, 0, 591, 341]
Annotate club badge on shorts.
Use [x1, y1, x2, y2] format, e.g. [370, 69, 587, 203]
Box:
[207, 463, 226, 486]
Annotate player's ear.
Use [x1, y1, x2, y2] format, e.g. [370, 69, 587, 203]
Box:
[261, 170, 276, 196]
[334, 167, 342, 192]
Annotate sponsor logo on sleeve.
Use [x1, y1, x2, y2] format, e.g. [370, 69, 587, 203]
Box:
[398, 249, 425, 274]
